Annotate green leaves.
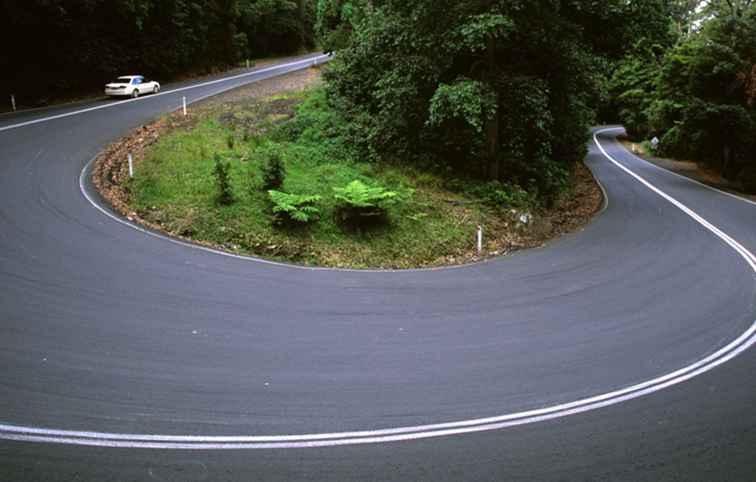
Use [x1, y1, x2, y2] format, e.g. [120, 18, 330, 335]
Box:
[323, 0, 634, 200]
[213, 154, 234, 206]
[268, 190, 322, 224]
[333, 180, 399, 223]
[428, 78, 497, 133]
[333, 180, 398, 209]
[612, 2, 756, 188]
[261, 151, 287, 190]
[455, 13, 513, 53]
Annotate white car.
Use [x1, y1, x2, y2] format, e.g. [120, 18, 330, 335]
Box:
[105, 75, 160, 98]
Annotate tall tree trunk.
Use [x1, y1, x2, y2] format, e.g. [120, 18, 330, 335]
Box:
[723, 144, 732, 177]
[485, 36, 500, 180]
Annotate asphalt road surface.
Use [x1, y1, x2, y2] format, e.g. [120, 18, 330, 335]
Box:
[1, 55, 755, 481]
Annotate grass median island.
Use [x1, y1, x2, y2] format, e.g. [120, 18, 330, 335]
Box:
[128, 88, 499, 269]
[111, 71, 601, 269]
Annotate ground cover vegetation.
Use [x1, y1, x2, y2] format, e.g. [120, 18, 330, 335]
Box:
[95, 1, 726, 268]
[101, 67, 601, 269]
[608, 0, 756, 192]
[129, 86, 515, 268]
[0, 0, 317, 106]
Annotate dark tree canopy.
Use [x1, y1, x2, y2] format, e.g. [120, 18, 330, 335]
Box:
[0, 0, 316, 106]
[317, 0, 665, 201]
[610, 1, 756, 191]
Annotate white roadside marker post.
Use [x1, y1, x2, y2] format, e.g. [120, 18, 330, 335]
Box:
[10, 95, 16, 112]
[246, 59, 250, 69]
[477, 226, 483, 254]
[128, 153, 134, 178]
[182, 96, 187, 116]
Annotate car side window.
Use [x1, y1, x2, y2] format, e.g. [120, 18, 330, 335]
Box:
[133, 78, 141, 85]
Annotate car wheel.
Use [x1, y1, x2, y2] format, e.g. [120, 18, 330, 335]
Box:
[153, 85, 159, 94]
[131, 90, 139, 99]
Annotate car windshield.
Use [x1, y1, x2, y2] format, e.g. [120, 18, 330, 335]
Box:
[110, 78, 132, 84]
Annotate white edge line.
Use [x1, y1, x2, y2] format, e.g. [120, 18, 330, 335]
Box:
[612, 130, 756, 208]
[77, 157, 483, 274]
[0, 54, 330, 133]
[1, 127, 751, 449]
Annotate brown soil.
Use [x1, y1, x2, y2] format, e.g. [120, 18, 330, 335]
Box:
[93, 66, 604, 269]
[470, 163, 604, 261]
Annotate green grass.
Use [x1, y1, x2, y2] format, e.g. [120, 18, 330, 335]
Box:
[130, 88, 500, 269]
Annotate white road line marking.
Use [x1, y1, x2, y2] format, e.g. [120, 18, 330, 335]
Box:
[0, 55, 329, 133]
[594, 128, 756, 270]
[77, 156, 475, 273]
[610, 132, 756, 208]
[2, 131, 754, 449]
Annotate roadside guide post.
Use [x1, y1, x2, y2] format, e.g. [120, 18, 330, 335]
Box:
[10, 94, 16, 112]
[182, 96, 187, 116]
[128, 153, 134, 178]
[477, 226, 483, 254]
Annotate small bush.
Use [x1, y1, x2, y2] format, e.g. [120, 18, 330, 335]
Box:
[212, 154, 234, 205]
[468, 181, 533, 209]
[246, 166, 257, 197]
[333, 180, 399, 223]
[261, 152, 286, 190]
[268, 190, 322, 224]
[226, 133, 235, 150]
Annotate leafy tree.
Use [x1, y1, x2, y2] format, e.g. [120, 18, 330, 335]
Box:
[238, 0, 316, 57]
[608, 42, 667, 139]
[323, 0, 648, 201]
[611, 2, 756, 191]
[315, 0, 361, 52]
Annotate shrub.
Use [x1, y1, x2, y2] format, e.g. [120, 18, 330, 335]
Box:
[468, 181, 533, 209]
[268, 190, 322, 224]
[212, 154, 234, 205]
[246, 165, 257, 197]
[261, 151, 286, 190]
[333, 180, 399, 223]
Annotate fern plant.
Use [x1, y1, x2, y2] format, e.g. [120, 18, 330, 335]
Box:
[268, 190, 322, 224]
[333, 180, 399, 223]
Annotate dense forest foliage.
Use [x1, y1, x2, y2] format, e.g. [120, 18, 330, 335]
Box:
[4, 1, 754, 195]
[313, 0, 756, 199]
[313, 0, 688, 203]
[0, 0, 316, 106]
[608, 0, 756, 191]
